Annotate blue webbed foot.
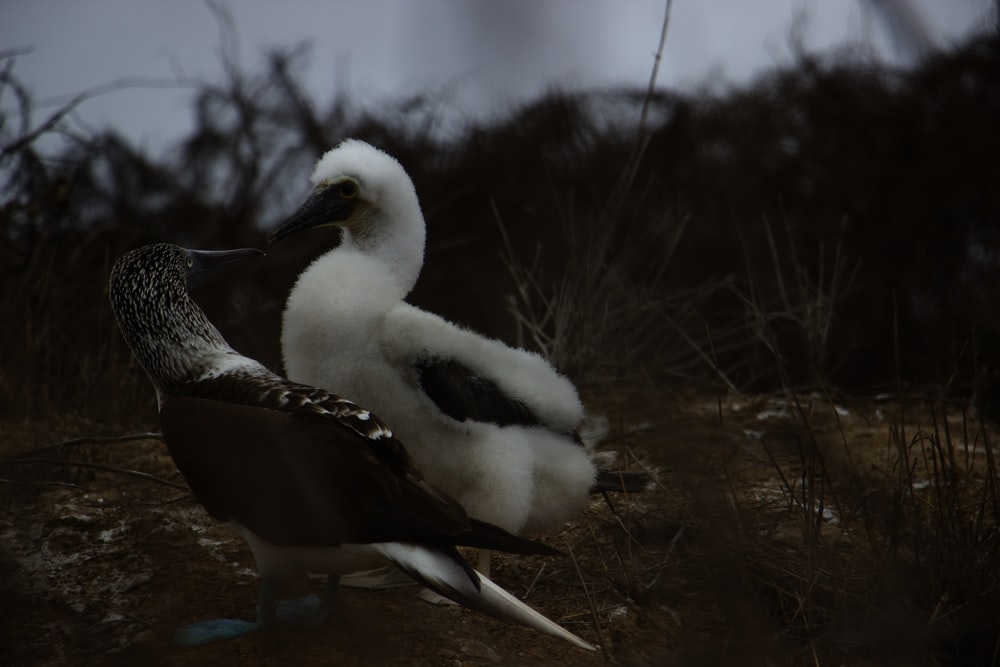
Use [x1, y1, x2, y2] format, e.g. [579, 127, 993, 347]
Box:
[172, 575, 340, 644]
[257, 575, 339, 630]
[172, 618, 259, 646]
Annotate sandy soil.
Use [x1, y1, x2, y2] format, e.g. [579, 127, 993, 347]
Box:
[1, 388, 986, 666]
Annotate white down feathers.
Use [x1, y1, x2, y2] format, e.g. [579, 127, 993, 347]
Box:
[280, 141, 597, 535]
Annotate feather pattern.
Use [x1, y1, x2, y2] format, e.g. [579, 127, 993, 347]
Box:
[415, 357, 543, 429]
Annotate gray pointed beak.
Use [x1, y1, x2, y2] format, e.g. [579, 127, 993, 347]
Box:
[266, 188, 356, 244]
[186, 247, 264, 287]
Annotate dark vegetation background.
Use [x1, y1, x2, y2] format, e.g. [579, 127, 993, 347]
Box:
[3, 31, 999, 423]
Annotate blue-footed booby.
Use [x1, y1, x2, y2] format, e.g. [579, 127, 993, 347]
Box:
[266, 141, 650, 580]
[108, 243, 595, 651]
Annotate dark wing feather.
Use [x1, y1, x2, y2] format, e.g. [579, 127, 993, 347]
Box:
[161, 394, 466, 548]
[415, 357, 541, 427]
[160, 374, 557, 556]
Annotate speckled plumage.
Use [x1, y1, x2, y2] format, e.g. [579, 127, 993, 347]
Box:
[109, 244, 390, 439]
[109, 244, 264, 405]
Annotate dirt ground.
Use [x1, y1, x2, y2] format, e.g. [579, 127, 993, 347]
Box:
[1, 387, 988, 666]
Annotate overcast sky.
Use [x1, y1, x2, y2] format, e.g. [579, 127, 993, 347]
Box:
[1, 0, 994, 154]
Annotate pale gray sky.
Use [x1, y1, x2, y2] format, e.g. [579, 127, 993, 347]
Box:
[1, 0, 993, 153]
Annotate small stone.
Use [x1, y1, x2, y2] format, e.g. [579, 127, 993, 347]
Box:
[458, 638, 501, 663]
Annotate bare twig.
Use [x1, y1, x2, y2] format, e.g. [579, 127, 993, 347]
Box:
[0, 477, 81, 490]
[636, 0, 675, 141]
[567, 542, 610, 662]
[523, 562, 547, 600]
[9, 432, 162, 459]
[2, 77, 199, 159]
[1, 458, 186, 491]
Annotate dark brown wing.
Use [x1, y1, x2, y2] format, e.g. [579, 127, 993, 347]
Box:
[161, 394, 472, 548]
[160, 375, 558, 556]
[415, 357, 541, 427]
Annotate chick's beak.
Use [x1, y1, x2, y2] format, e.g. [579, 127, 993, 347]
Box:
[266, 188, 356, 244]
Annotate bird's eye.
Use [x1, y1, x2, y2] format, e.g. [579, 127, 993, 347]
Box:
[186, 257, 194, 269]
[338, 180, 359, 199]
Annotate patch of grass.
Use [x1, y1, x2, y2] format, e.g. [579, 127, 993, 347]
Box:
[736, 212, 861, 388]
[497, 191, 740, 386]
[715, 392, 1000, 665]
[495, 0, 743, 387]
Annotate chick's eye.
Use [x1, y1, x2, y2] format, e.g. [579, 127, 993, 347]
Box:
[338, 180, 359, 199]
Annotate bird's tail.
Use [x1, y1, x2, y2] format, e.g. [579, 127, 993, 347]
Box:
[590, 468, 654, 494]
[374, 542, 596, 651]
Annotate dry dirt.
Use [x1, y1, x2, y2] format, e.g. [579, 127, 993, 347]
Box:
[1, 388, 989, 666]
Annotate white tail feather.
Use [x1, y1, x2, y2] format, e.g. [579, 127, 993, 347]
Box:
[375, 543, 596, 651]
[474, 571, 597, 651]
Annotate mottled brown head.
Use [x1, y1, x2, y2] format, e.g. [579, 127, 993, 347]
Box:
[108, 243, 263, 399]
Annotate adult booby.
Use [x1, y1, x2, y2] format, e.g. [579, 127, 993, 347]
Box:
[266, 141, 649, 578]
[108, 243, 595, 651]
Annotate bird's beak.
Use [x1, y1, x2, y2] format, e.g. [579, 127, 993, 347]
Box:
[265, 188, 356, 244]
[187, 247, 265, 288]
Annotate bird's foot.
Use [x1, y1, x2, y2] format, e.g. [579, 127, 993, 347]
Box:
[172, 618, 259, 646]
[170, 595, 327, 646]
[173, 576, 338, 645]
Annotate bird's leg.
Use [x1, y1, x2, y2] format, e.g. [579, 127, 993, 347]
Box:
[318, 574, 340, 616]
[476, 548, 492, 579]
[257, 576, 279, 629]
[169, 575, 333, 645]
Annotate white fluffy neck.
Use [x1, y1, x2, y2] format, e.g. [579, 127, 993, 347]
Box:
[341, 196, 426, 298]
